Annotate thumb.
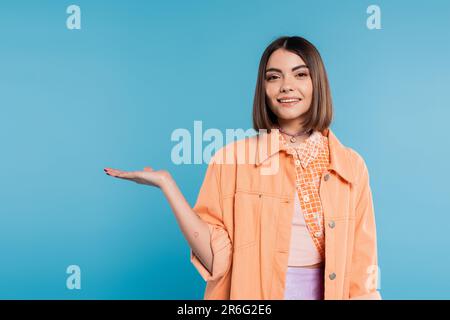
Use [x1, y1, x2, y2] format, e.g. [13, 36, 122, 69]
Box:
[143, 166, 153, 172]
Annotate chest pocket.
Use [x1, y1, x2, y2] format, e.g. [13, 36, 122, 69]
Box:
[233, 191, 263, 249]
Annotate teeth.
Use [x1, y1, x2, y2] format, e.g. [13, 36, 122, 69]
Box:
[279, 99, 300, 103]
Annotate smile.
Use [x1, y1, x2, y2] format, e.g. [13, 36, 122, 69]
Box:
[277, 98, 301, 106]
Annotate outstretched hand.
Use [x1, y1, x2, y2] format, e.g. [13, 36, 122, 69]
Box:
[104, 166, 170, 189]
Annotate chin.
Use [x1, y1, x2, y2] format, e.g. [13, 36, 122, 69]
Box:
[276, 108, 305, 119]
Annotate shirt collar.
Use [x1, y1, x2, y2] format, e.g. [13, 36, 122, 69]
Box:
[254, 128, 354, 184]
[278, 130, 324, 169]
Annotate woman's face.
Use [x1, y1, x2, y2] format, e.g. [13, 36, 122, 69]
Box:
[264, 48, 313, 125]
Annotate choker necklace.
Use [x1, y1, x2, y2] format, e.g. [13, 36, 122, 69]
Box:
[278, 126, 310, 143]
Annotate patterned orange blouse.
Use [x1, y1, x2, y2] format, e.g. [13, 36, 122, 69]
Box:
[278, 130, 330, 259]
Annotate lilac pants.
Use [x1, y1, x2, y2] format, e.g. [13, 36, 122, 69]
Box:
[284, 266, 325, 300]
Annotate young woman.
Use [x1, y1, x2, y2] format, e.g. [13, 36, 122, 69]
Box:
[104, 36, 381, 300]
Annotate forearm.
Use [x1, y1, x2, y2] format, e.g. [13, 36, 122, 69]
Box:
[160, 173, 213, 274]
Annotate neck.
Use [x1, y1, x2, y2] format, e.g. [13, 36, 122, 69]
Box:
[277, 119, 305, 135]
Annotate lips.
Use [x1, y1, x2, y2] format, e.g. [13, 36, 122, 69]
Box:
[277, 97, 302, 103]
[277, 97, 302, 106]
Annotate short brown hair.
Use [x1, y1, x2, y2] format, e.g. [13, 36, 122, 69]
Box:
[252, 36, 333, 133]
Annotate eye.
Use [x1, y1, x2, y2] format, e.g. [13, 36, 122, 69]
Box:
[265, 74, 279, 81]
[296, 72, 308, 78]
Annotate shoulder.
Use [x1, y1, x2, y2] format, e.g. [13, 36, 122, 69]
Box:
[328, 129, 369, 183]
[347, 147, 367, 170]
[325, 129, 370, 183]
[345, 147, 370, 186]
[210, 133, 259, 166]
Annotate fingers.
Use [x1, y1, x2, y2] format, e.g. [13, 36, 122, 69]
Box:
[143, 166, 153, 172]
[104, 168, 135, 179]
[104, 168, 118, 176]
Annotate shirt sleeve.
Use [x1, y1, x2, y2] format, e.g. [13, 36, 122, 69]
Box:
[349, 155, 382, 300]
[190, 158, 232, 282]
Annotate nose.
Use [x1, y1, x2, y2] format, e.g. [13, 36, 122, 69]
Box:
[280, 78, 294, 93]
[280, 85, 293, 93]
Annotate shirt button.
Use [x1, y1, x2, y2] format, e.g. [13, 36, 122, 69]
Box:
[295, 160, 301, 166]
[329, 273, 336, 280]
[324, 174, 330, 181]
[328, 220, 335, 228]
[314, 231, 322, 238]
[303, 195, 310, 202]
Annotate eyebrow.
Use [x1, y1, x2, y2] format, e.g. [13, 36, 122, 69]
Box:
[265, 64, 308, 73]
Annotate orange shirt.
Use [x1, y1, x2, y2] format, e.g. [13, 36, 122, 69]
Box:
[288, 188, 323, 266]
[190, 128, 381, 300]
[278, 130, 330, 259]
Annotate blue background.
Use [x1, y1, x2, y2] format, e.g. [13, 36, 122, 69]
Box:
[1, 0, 449, 299]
